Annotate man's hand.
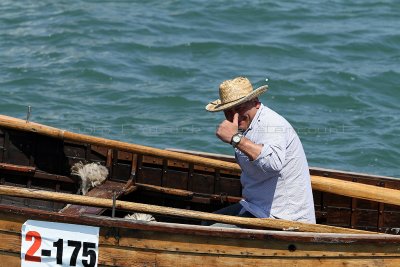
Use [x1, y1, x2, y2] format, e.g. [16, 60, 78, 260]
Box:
[216, 113, 239, 144]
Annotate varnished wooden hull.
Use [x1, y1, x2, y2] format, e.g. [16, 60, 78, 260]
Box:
[2, 205, 400, 267]
[1, 114, 400, 266]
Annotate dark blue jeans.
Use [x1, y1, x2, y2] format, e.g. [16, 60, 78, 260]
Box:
[201, 202, 255, 226]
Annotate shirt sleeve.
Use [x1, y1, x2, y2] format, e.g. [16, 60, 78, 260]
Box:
[251, 135, 286, 173]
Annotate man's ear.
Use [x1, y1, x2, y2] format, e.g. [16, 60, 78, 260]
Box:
[254, 98, 261, 109]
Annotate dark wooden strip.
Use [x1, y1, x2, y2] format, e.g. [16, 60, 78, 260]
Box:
[3, 131, 9, 163]
[350, 178, 357, 229]
[136, 183, 193, 198]
[0, 162, 75, 183]
[132, 179, 241, 203]
[131, 153, 138, 179]
[0, 163, 36, 173]
[29, 133, 36, 166]
[214, 169, 220, 194]
[187, 163, 194, 192]
[85, 144, 92, 162]
[34, 171, 75, 183]
[106, 148, 113, 168]
[165, 148, 236, 163]
[136, 154, 143, 182]
[161, 159, 168, 187]
[378, 181, 386, 232]
[350, 198, 357, 229]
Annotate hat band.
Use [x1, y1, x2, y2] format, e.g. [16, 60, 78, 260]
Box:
[219, 95, 246, 106]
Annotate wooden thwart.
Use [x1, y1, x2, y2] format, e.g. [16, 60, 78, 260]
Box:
[0, 185, 378, 234]
[60, 180, 128, 215]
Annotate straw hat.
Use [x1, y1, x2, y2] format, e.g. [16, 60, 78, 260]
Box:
[205, 77, 268, 112]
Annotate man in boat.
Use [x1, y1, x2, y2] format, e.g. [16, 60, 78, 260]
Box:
[205, 76, 316, 224]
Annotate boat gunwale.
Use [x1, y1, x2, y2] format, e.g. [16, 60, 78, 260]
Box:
[1, 203, 399, 244]
[309, 166, 400, 182]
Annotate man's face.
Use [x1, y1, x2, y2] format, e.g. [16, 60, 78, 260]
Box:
[223, 99, 260, 131]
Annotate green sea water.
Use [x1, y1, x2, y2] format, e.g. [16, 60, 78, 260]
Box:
[0, 1, 399, 177]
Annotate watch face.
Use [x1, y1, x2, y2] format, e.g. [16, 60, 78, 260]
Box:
[233, 135, 240, 143]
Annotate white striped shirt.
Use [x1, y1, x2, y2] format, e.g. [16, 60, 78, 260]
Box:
[236, 104, 316, 223]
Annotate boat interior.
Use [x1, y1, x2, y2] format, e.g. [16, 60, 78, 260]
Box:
[1, 126, 400, 233]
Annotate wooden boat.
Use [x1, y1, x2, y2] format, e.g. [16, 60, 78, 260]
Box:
[1, 114, 400, 266]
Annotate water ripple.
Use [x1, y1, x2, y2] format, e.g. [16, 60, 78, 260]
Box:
[1, 0, 399, 176]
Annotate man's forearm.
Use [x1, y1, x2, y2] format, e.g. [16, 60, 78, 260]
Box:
[235, 137, 263, 161]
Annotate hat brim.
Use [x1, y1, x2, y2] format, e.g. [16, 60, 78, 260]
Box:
[205, 85, 268, 112]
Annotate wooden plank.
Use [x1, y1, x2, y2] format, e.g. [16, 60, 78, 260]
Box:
[117, 228, 400, 257]
[7, 131, 31, 166]
[34, 134, 63, 174]
[130, 153, 138, 178]
[132, 182, 241, 203]
[144, 154, 238, 176]
[0, 129, 4, 163]
[165, 148, 236, 162]
[129, 186, 240, 206]
[161, 159, 168, 187]
[0, 214, 23, 232]
[111, 162, 131, 181]
[142, 155, 163, 165]
[191, 172, 215, 194]
[140, 166, 162, 186]
[0, 231, 21, 252]
[163, 169, 188, 190]
[64, 142, 87, 159]
[60, 180, 127, 215]
[90, 145, 108, 162]
[33, 171, 75, 183]
[136, 183, 193, 198]
[0, 252, 20, 267]
[0, 162, 75, 184]
[0, 163, 36, 173]
[167, 159, 189, 169]
[219, 176, 242, 196]
[2, 229, 400, 267]
[118, 150, 133, 161]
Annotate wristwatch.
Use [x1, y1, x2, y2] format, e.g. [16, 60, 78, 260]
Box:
[231, 133, 243, 147]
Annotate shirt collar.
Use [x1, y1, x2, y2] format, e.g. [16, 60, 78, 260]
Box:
[243, 103, 264, 135]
